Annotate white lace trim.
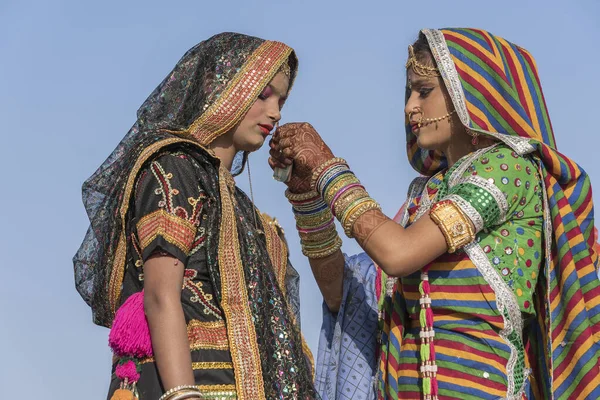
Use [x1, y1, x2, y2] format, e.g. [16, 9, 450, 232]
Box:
[464, 242, 528, 399]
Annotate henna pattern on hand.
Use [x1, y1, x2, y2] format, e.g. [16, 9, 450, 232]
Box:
[309, 250, 344, 284]
[273, 122, 335, 193]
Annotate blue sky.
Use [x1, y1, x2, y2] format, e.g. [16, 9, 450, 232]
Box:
[1, 0, 599, 397]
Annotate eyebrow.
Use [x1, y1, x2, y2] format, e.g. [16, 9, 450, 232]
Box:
[407, 78, 435, 88]
[268, 83, 288, 100]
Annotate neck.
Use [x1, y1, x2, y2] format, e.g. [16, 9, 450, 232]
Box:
[443, 137, 475, 168]
[443, 132, 495, 168]
[209, 133, 236, 171]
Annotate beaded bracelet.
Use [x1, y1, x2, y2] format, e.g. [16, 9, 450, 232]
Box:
[286, 189, 343, 258]
[159, 385, 202, 400]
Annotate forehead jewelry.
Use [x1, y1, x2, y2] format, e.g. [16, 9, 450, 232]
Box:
[405, 45, 440, 77]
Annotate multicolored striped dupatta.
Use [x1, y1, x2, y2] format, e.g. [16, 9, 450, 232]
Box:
[400, 28, 600, 398]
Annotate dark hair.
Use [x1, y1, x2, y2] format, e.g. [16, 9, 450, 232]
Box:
[411, 32, 435, 64]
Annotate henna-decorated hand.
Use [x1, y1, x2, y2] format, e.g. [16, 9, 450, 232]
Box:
[268, 122, 334, 193]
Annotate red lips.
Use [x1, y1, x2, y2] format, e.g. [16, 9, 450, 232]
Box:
[258, 124, 274, 136]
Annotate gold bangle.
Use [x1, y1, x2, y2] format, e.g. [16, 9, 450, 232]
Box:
[285, 189, 321, 202]
[169, 390, 203, 400]
[159, 386, 202, 400]
[343, 200, 381, 238]
[295, 211, 334, 228]
[311, 157, 348, 190]
[429, 200, 475, 253]
[299, 226, 338, 242]
[323, 174, 360, 205]
[302, 236, 343, 258]
[341, 197, 373, 228]
[332, 188, 369, 220]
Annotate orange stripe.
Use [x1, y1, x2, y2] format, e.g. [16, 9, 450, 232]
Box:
[551, 297, 585, 352]
[402, 342, 507, 374]
[479, 30, 507, 75]
[553, 334, 597, 389]
[576, 366, 600, 400]
[496, 37, 542, 136]
[443, 30, 504, 72]
[398, 364, 507, 397]
[467, 102, 495, 130]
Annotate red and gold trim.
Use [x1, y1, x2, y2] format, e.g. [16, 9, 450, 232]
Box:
[187, 319, 229, 351]
[217, 165, 265, 399]
[136, 209, 196, 255]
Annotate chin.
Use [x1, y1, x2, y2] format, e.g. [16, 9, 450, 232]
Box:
[416, 130, 447, 151]
[240, 136, 266, 153]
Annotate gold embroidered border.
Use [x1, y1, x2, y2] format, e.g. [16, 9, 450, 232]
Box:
[187, 319, 229, 351]
[191, 362, 233, 370]
[109, 138, 204, 320]
[198, 385, 237, 399]
[182, 41, 293, 146]
[198, 384, 236, 391]
[217, 165, 265, 400]
[136, 209, 196, 255]
[259, 212, 288, 292]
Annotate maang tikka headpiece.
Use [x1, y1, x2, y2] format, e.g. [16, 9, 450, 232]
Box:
[405, 45, 441, 77]
[278, 61, 291, 78]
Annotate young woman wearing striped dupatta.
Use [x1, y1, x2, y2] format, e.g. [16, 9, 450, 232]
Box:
[269, 28, 600, 399]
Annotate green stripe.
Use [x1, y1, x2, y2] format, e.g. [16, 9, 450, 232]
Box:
[461, 80, 515, 134]
[557, 346, 600, 399]
[448, 41, 523, 106]
[521, 58, 555, 148]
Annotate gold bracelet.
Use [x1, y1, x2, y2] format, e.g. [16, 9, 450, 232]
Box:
[332, 188, 369, 220]
[343, 200, 382, 238]
[295, 211, 334, 228]
[169, 390, 203, 400]
[285, 189, 321, 202]
[311, 157, 348, 190]
[341, 197, 373, 228]
[323, 174, 360, 205]
[302, 236, 343, 258]
[429, 200, 475, 253]
[159, 386, 202, 400]
[300, 226, 338, 241]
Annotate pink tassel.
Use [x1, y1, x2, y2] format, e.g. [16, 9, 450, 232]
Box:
[109, 290, 153, 358]
[430, 341, 436, 361]
[426, 307, 434, 326]
[115, 360, 141, 383]
[432, 375, 439, 395]
[422, 280, 430, 293]
[375, 269, 382, 300]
